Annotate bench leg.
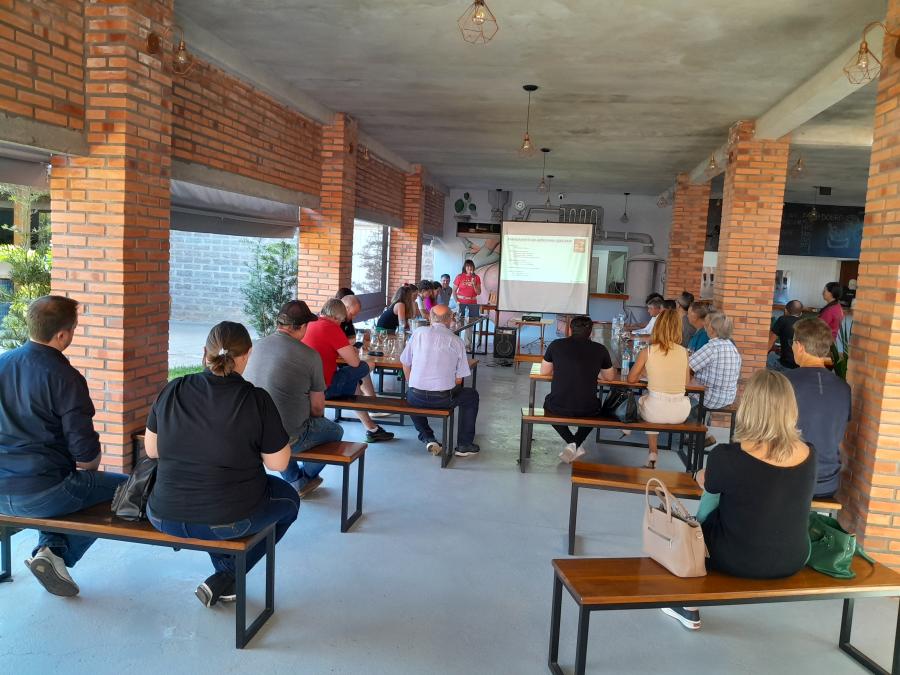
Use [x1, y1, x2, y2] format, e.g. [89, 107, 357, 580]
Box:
[839, 597, 899, 675]
[441, 410, 455, 469]
[548, 572, 564, 675]
[234, 529, 276, 649]
[529, 380, 536, 410]
[0, 526, 11, 583]
[340, 456, 365, 533]
[568, 485, 579, 555]
[574, 606, 591, 675]
[519, 419, 533, 473]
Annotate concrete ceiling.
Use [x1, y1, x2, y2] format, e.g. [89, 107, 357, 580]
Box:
[178, 0, 886, 196]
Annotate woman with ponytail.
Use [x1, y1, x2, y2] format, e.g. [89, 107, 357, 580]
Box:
[142, 321, 300, 608]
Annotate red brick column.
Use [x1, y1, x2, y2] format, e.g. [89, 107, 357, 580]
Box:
[664, 173, 710, 298]
[388, 166, 425, 291]
[841, 0, 900, 564]
[50, 0, 173, 473]
[298, 113, 357, 309]
[713, 121, 790, 381]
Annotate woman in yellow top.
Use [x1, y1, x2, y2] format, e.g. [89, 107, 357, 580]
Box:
[627, 309, 692, 468]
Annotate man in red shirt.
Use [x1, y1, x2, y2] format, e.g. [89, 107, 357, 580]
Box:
[303, 299, 394, 442]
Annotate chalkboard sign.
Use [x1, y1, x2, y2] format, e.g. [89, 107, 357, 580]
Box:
[705, 201, 864, 258]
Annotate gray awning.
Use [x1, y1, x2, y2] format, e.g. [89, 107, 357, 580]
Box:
[170, 180, 299, 238]
[0, 141, 51, 189]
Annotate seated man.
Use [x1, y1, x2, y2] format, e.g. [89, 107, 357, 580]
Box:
[689, 311, 741, 444]
[767, 300, 803, 372]
[0, 296, 126, 596]
[399, 304, 480, 457]
[785, 318, 850, 498]
[686, 301, 710, 353]
[632, 297, 663, 337]
[303, 299, 394, 443]
[677, 291, 696, 347]
[244, 301, 343, 498]
[339, 292, 361, 341]
[540, 315, 616, 463]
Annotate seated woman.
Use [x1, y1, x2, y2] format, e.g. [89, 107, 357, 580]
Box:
[540, 315, 616, 463]
[376, 286, 415, 332]
[627, 309, 691, 468]
[662, 369, 816, 631]
[143, 321, 299, 607]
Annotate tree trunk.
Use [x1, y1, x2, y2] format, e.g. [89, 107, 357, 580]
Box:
[12, 199, 30, 246]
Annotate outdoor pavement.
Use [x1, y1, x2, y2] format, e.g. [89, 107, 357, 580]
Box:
[168, 320, 259, 369]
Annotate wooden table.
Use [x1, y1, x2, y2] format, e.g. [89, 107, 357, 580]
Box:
[339, 354, 480, 391]
[512, 318, 555, 369]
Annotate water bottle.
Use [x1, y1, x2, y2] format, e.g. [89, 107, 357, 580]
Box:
[621, 343, 632, 377]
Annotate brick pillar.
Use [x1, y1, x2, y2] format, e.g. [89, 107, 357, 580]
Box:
[388, 166, 425, 291]
[50, 0, 173, 473]
[298, 113, 357, 310]
[840, 0, 900, 564]
[664, 173, 711, 298]
[713, 121, 790, 381]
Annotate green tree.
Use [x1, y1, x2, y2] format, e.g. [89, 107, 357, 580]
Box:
[0, 219, 52, 349]
[0, 183, 49, 246]
[242, 241, 298, 337]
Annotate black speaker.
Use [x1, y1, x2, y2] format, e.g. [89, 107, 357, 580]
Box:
[494, 327, 517, 359]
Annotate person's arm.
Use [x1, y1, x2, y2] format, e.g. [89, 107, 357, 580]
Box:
[143, 429, 159, 459]
[338, 343, 364, 368]
[695, 468, 706, 490]
[767, 330, 777, 353]
[59, 374, 102, 470]
[627, 348, 648, 384]
[540, 359, 553, 375]
[262, 445, 291, 472]
[600, 367, 616, 381]
[309, 390, 325, 417]
[474, 274, 482, 296]
[396, 302, 407, 327]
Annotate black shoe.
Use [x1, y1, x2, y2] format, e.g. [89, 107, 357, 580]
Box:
[455, 443, 480, 457]
[196, 571, 236, 608]
[366, 425, 395, 442]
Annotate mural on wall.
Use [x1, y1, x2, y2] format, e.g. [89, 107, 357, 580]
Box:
[462, 236, 500, 305]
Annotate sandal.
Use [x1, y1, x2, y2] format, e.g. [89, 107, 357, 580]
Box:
[643, 452, 658, 469]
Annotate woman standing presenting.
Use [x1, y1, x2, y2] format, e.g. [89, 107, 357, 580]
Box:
[627, 310, 691, 469]
[818, 282, 844, 339]
[453, 259, 482, 319]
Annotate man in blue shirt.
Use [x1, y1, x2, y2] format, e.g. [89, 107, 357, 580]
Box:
[399, 304, 480, 457]
[0, 296, 126, 596]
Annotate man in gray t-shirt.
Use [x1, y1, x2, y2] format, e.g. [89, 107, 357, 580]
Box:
[244, 301, 344, 497]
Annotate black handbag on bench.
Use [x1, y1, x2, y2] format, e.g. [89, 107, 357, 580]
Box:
[111, 457, 158, 521]
[601, 388, 639, 424]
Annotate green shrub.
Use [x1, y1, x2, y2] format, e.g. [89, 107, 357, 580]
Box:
[0, 222, 51, 349]
[242, 241, 297, 337]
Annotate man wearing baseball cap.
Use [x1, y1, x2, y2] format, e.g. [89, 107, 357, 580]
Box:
[244, 300, 343, 498]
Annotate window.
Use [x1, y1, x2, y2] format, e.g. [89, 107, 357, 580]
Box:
[590, 244, 628, 294]
[421, 236, 435, 281]
[351, 219, 390, 319]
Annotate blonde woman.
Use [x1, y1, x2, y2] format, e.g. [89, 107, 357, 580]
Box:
[661, 370, 816, 631]
[627, 309, 691, 468]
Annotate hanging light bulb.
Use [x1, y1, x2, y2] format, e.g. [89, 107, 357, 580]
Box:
[707, 154, 718, 172]
[545, 175, 554, 207]
[518, 85, 538, 157]
[808, 186, 819, 222]
[537, 148, 550, 192]
[791, 156, 805, 177]
[619, 192, 630, 224]
[458, 1, 499, 45]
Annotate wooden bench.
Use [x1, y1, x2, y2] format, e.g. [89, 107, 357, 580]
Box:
[519, 408, 707, 474]
[567, 462, 843, 555]
[327, 395, 457, 468]
[549, 556, 900, 675]
[293, 441, 367, 532]
[0, 503, 275, 649]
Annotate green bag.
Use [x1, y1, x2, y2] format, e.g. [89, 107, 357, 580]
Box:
[806, 512, 875, 579]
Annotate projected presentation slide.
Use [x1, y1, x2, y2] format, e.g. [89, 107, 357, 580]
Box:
[499, 221, 593, 314]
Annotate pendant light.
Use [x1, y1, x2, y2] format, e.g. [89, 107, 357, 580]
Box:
[544, 175, 554, 207]
[519, 85, 538, 157]
[537, 148, 550, 192]
[458, 1, 499, 45]
[808, 186, 819, 222]
[619, 192, 630, 224]
[790, 155, 805, 178]
[706, 153, 718, 172]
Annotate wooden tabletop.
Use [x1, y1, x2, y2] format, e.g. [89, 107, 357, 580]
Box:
[340, 354, 478, 370]
[529, 362, 705, 393]
[552, 556, 900, 607]
[513, 318, 554, 326]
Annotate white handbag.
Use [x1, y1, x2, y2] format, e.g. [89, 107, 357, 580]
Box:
[642, 477, 708, 578]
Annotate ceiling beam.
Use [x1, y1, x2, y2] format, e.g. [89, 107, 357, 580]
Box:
[790, 124, 873, 148]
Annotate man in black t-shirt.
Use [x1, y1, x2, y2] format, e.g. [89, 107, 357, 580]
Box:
[767, 300, 803, 371]
[339, 293, 362, 341]
[540, 315, 616, 463]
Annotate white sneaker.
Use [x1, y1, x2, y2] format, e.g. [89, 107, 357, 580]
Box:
[661, 607, 701, 631]
[559, 442, 578, 464]
[573, 446, 587, 461]
[25, 547, 79, 597]
[426, 441, 442, 456]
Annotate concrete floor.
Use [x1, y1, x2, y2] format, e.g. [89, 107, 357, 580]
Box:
[1, 360, 894, 674]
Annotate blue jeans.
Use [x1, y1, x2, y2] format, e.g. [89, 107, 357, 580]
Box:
[0, 470, 127, 567]
[326, 362, 370, 398]
[766, 352, 791, 372]
[147, 475, 300, 576]
[458, 303, 480, 319]
[281, 416, 344, 489]
[407, 387, 479, 447]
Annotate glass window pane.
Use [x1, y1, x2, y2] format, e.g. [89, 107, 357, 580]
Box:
[351, 221, 385, 294]
[421, 238, 434, 281]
